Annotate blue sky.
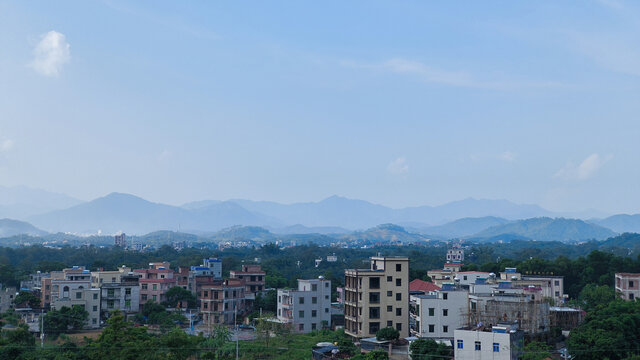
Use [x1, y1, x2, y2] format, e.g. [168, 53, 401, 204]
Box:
[1, 0, 639, 213]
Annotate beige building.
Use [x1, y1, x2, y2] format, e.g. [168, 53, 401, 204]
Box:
[344, 256, 409, 339]
[615, 273, 640, 301]
[91, 266, 132, 288]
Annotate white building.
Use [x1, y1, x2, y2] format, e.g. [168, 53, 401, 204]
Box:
[615, 273, 640, 301]
[454, 323, 523, 360]
[52, 288, 101, 329]
[446, 246, 464, 263]
[277, 277, 332, 333]
[100, 274, 140, 320]
[410, 284, 468, 340]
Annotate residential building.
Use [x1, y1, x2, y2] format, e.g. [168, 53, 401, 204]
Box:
[52, 287, 101, 329]
[410, 284, 468, 340]
[149, 262, 171, 270]
[91, 266, 132, 288]
[500, 267, 566, 305]
[344, 256, 410, 339]
[454, 322, 524, 360]
[114, 233, 127, 247]
[20, 271, 50, 292]
[277, 277, 332, 333]
[200, 279, 247, 326]
[201, 258, 222, 279]
[100, 274, 140, 319]
[134, 267, 177, 305]
[230, 264, 265, 305]
[446, 245, 464, 263]
[615, 273, 640, 301]
[0, 286, 17, 312]
[409, 279, 440, 294]
[468, 282, 550, 335]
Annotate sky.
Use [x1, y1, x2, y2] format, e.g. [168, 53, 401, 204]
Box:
[1, 0, 639, 213]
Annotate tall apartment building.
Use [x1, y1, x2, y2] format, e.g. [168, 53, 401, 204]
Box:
[20, 271, 50, 292]
[446, 245, 464, 263]
[114, 233, 127, 247]
[200, 279, 247, 326]
[100, 273, 140, 319]
[615, 273, 640, 300]
[344, 256, 409, 339]
[134, 267, 177, 305]
[410, 284, 468, 340]
[0, 286, 17, 312]
[277, 277, 332, 333]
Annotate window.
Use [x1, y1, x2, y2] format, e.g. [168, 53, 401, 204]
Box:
[92, 318, 97, 324]
[203, 290, 208, 297]
[312, 296, 318, 304]
[369, 277, 380, 289]
[76, 292, 82, 299]
[555, 291, 560, 297]
[396, 264, 402, 272]
[630, 281, 635, 288]
[93, 305, 98, 312]
[630, 293, 635, 300]
[369, 307, 380, 319]
[142, 294, 147, 301]
[299, 310, 304, 318]
[312, 284, 318, 291]
[493, 343, 500, 352]
[125, 300, 131, 308]
[475, 341, 481, 351]
[443, 325, 448, 333]
[93, 293, 98, 300]
[153, 284, 158, 290]
[396, 278, 402, 286]
[443, 309, 448, 316]
[442, 293, 448, 300]
[554, 280, 560, 286]
[387, 320, 393, 327]
[428, 308, 434, 316]
[311, 323, 317, 330]
[428, 324, 434, 333]
[325, 308, 329, 313]
[369, 292, 380, 304]
[396, 293, 401, 301]
[152, 295, 157, 301]
[463, 275, 468, 281]
[387, 276, 392, 282]
[299, 324, 304, 331]
[396, 308, 402, 316]
[142, 284, 148, 290]
[203, 302, 208, 309]
[457, 340, 463, 349]
[107, 289, 115, 297]
[387, 291, 393, 297]
[396, 323, 402, 331]
[369, 322, 380, 334]
[312, 310, 317, 317]
[299, 297, 305, 304]
[325, 295, 329, 300]
[387, 305, 393, 312]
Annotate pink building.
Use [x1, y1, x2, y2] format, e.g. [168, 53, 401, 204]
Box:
[615, 273, 640, 301]
[134, 268, 177, 305]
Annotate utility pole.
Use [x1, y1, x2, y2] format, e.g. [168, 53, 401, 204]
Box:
[40, 309, 44, 348]
[234, 305, 239, 360]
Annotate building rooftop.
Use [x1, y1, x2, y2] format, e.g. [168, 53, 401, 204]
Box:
[409, 279, 441, 293]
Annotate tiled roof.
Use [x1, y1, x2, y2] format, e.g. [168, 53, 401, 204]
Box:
[409, 279, 441, 292]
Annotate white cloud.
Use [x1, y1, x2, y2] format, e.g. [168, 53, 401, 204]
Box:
[499, 151, 517, 162]
[0, 139, 14, 152]
[29, 31, 71, 76]
[342, 58, 565, 90]
[554, 153, 612, 180]
[387, 157, 409, 174]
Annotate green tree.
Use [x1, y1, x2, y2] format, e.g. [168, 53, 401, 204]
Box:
[254, 289, 277, 312]
[409, 339, 451, 359]
[574, 284, 616, 312]
[522, 341, 553, 360]
[163, 286, 197, 308]
[568, 300, 640, 360]
[375, 327, 399, 341]
[44, 305, 88, 338]
[85, 311, 155, 360]
[13, 290, 41, 308]
[202, 325, 231, 359]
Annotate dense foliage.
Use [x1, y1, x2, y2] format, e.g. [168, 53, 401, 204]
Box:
[409, 338, 452, 359]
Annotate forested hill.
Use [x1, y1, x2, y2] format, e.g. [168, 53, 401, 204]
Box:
[469, 217, 616, 242]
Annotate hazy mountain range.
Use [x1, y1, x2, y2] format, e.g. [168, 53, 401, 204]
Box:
[0, 187, 639, 243]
